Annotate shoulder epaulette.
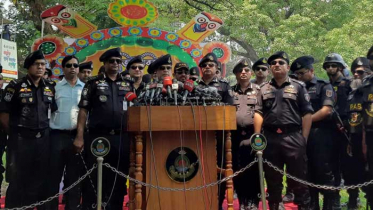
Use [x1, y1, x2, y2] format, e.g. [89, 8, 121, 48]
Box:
[219, 78, 229, 84]
[260, 82, 269, 88]
[87, 75, 100, 82]
[316, 78, 329, 84]
[10, 78, 23, 85]
[254, 84, 261, 90]
[291, 79, 305, 86]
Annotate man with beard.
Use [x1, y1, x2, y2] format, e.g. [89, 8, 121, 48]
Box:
[173, 62, 190, 83]
[74, 48, 133, 210]
[251, 58, 270, 86]
[259, 51, 312, 210]
[291, 56, 339, 210]
[231, 58, 262, 210]
[78, 61, 93, 83]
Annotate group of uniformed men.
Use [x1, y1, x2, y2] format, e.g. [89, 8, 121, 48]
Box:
[0, 45, 373, 210]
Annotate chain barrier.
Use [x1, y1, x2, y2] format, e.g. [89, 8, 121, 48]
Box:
[264, 159, 373, 190]
[104, 159, 259, 192]
[3, 164, 97, 210]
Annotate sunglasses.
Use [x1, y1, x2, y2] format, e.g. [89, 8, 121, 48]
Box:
[294, 70, 309, 76]
[130, 65, 144, 70]
[108, 59, 122, 64]
[200, 63, 216, 68]
[255, 67, 268, 71]
[33, 62, 46, 67]
[240, 68, 252, 73]
[325, 64, 338, 69]
[355, 70, 365, 75]
[65, 63, 79, 68]
[176, 70, 189, 75]
[270, 60, 286, 66]
[159, 66, 172, 70]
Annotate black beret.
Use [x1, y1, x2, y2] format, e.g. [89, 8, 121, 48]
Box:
[147, 62, 155, 74]
[190, 67, 200, 76]
[126, 55, 143, 71]
[79, 61, 93, 71]
[174, 62, 189, 71]
[233, 58, 250, 74]
[45, 68, 52, 76]
[267, 51, 290, 65]
[252, 57, 269, 70]
[99, 47, 122, 62]
[351, 57, 371, 72]
[148, 54, 172, 74]
[290, 56, 315, 72]
[142, 74, 152, 83]
[24, 50, 45, 69]
[199, 53, 218, 67]
[367, 46, 373, 59]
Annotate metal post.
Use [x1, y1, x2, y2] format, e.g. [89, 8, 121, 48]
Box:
[97, 157, 104, 210]
[257, 151, 267, 210]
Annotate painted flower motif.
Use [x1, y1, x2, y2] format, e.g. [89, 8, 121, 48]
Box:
[202, 41, 231, 63]
[179, 40, 192, 49]
[108, 0, 159, 27]
[31, 35, 67, 61]
[190, 49, 202, 58]
[148, 28, 162, 37]
[165, 33, 178, 42]
[65, 46, 77, 55]
[90, 31, 104, 41]
[53, 67, 62, 76]
[55, 56, 64, 65]
[108, 28, 123, 37]
[76, 38, 89, 48]
[128, 27, 143, 36]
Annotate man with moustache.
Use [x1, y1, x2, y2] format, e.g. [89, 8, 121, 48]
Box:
[48, 55, 85, 210]
[148, 54, 173, 81]
[0, 50, 57, 209]
[173, 62, 190, 83]
[259, 51, 313, 210]
[78, 61, 93, 83]
[251, 58, 270, 86]
[231, 58, 262, 210]
[126, 55, 146, 96]
[74, 48, 133, 210]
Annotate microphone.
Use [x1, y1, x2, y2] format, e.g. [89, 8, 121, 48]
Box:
[153, 79, 163, 102]
[163, 76, 173, 99]
[182, 79, 195, 105]
[172, 79, 179, 105]
[125, 92, 138, 104]
[144, 84, 150, 101]
[149, 78, 158, 104]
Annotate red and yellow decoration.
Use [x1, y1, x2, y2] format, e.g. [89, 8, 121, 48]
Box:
[108, 0, 158, 27]
[202, 42, 231, 63]
[31, 35, 68, 61]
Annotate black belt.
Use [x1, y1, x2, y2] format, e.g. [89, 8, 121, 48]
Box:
[51, 129, 77, 135]
[264, 125, 301, 134]
[89, 128, 122, 135]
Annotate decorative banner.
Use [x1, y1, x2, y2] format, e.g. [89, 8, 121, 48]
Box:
[1, 39, 18, 82]
[41, 5, 97, 38]
[166, 147, 199, 183]
[31, 35, 68, 61]
[177, 12, 223, 43]
[108, 0, 158, 27]
[202, 41, 231, 76]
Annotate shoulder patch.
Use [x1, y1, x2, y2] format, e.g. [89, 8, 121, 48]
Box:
[87, 75, 99, 82]
[292, 79, 305, 87]
[219, 78, 229, 84]
[9, 78, 23, 85]
[254, 84, 261, 90]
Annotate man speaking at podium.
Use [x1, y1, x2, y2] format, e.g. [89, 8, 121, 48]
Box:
[73, 48, 134, 210]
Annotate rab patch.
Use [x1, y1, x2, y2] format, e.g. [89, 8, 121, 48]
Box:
[304, 94, 310, 102]
[326, 90, 333, 98]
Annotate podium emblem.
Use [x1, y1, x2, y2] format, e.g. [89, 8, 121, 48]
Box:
[166, 147, 199, 182]
[250, 133, 267, 151]
[91, 137, 111, 157]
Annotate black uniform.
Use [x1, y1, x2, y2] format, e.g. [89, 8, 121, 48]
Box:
[231, 83, 261, 207]
[305, 77, 339, 209]
[79, 73, 133, 210]
[1, 76, 57, 209]
[350, 75, 373, 207]
[259, 77, 313, 207]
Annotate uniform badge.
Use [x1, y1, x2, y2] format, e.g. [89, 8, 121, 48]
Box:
[366, 103, 373, 117]
[4, 92, 14, 102]
[357, 60, 363, 66]
[333, 86, 338, 92]
[99, 95, 107, 102]
[168, 56, 172, 64]
[22, 106, 30, 115]
[82, 88, 88, 96]
[296, 63, 301, 68]
[48, 97, 52, 101]
[29, 98, 33, 102]
[208, 55, 213, 60]
[368, 94, 373, 101]
[265, 100, 273, 108]
[166, 147, 199, 183]
[349, 112, 362, 127]
[21, 98, 27, 103]
[305, 94, 310, 102]
[326, 90, 333, 98]
[21, 83, 27, 88]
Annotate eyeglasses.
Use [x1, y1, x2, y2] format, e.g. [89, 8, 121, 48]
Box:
[241, 68, 251, 73]
[270, 60, 286, 66]
[159, 66, 172, 70]
[176, 70, 189, 75]
[200, 63, 216, 68]
[294, 70, 309, 76]
[33, 62, 46, 67]
[355, 70, 365, 75]
[108, 59, 122, 64]
[255, 67, 268, 71]
[65, 63, 79, 68]
[325, 64, 338, 69]
[130, 65, 144, 70]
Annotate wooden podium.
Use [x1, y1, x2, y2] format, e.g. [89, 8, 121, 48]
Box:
[127, 106, 236, 210]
